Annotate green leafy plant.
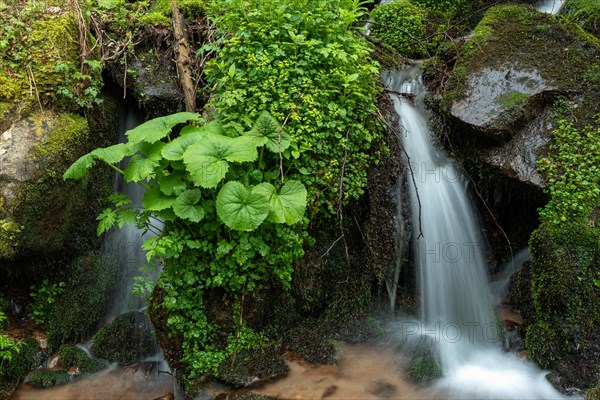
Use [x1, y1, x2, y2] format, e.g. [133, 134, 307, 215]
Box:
[29, 280, 66, 326]
[205, 0, 384, 216]
[64, 111, 307, 379]
[0, 311, 21, 367]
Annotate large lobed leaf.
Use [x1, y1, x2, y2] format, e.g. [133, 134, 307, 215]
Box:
[252, 180, 307, 225]
[183, 133, 258, 188]
[173, 189, 205, 223]
[244, 110, 291, 153]
[126, 112, 203, 144]
[216, 181, 270, 231]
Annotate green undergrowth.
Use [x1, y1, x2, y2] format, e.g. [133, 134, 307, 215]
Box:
[205, 0, 385, 217]
[562, 0, 600, 38]
[527, 116, 600, 386]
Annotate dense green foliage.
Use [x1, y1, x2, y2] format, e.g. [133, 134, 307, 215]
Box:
[205, 0, 383, 216]
[65, 112, 307, 379]
[0, 338, 39, 396]
[526, 117, 600, 385]
[537, 119, 600, 226]
[370, 0, 429, 58]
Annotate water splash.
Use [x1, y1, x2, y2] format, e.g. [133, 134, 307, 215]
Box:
[536, 0, 566, 15]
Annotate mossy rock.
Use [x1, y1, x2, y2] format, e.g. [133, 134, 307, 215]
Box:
[586, 381, 600, 400]
[443, 4, 600, 141]
[43, 252, 117, 350]
[562, 0, 600, 38]
[526, 220, 600, 389]
[57, 344, 106, 374]
[408, 355, 442, 383]
[91, 311, 157, 365]
[28, 369, 72, 388]
[217, 347, 289, 388]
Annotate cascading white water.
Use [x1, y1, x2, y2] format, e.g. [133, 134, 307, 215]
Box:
[102, 105, 150, 317]
[536, 0, 565, 14]
[385, 66, 566, 399]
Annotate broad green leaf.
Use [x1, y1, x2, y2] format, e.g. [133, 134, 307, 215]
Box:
[183, 133, 257, 188]
[162, 129, 206, 161]
[245, 111, 290, 153]
[160, 171, 188, 196]
[216, 181, 270, 231]
[126, 112, 202, 144]
[252, 180, 307, 224]
[142, 186, 176, 211]
[141, 141, 166, 162]
[91, 143, 130, 164]
[63, 153, 94, 180]
[173, 189, 205, 223]
[124, 154, 159, 182]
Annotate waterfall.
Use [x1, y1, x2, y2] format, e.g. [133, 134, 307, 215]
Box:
[536, 0, 565, 14]
[385, 66, 566, 399]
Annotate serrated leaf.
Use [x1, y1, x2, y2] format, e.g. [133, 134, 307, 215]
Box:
[216, 181, 270, 231]
[173, 189, 205, 222]
[124, 154, 159, 182]
[63, 153, 94, 180]
[245, 111, 291, 153]
[117, 209, 138, 228]
[160, 171, 188, 196]
[91, 143, 131, 164]
[183, 133, 257, 188]
[142, 186, 176, 211]
[252, 180, 306, 224]
[96, 208, 117, 235]
[126, 112, 202, 144]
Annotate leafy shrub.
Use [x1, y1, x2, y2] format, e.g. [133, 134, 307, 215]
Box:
[0, 338, 39, 395]
[206, 0, 384, 217]
[29, 280, 65, 326]
[370, 0, 429, 58]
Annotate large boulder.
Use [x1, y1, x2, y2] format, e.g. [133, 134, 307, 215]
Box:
[442, 4, 600, 189]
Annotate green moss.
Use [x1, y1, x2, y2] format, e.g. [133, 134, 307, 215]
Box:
[0, 4, 78, 106]
[0, 220, 22, 259]
[44, 252, 117, 350]
[409, 355, 442, 383]
[562, 0, 600, 38]
[57, 344, 106, 374]
[141, 0, 206, 25]
[496, 91, 530, 109]
[586, 381, 600, 400]
[28, 370, 72, 388]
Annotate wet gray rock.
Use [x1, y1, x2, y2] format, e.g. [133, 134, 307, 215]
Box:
[450, 67, 554, 142]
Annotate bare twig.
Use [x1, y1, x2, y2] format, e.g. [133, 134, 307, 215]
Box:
[337, 126, 352, 266]
[321, 235, 344, 259]
[27, 66, 43, 112]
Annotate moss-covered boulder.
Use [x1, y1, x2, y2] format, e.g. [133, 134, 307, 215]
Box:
[562, 0, 600, 38]
[57, 344, 106, 374]
[442, 4, 600, 188]
[0, 2, 115, 270]
[91, 311, 158, 365]
[27, 370, 72, 388]
[217, 347, 289, 388]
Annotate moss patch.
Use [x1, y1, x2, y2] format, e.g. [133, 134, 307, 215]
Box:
[0, 338, 40, 396]
[562, 0, 600, 38]
[443, 4, 600, 113]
